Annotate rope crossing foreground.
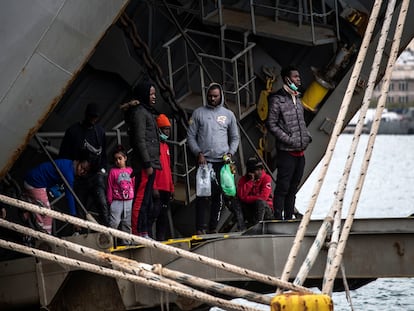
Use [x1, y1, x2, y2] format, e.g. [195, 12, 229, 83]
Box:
[322, 0, 410, 295]
[0, 237, 264, 311]
[0, 194, 313, 296]
[0, 218, 271, 306]
[277, 0, 384, 292]
[322, 0, 398, 295]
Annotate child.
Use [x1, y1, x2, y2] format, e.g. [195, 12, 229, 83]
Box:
[24, 159, 90, 234]
[106, 145, 135, 239]
[150, 114, 174, 241]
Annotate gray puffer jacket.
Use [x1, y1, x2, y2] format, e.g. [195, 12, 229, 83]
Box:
[266, 87, 311, 152]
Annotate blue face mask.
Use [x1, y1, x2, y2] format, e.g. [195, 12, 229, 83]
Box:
[159, 132, 169, 141]
[286, 78, 298, 91]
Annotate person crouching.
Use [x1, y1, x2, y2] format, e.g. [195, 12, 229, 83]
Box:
[237, 157, 274, 228]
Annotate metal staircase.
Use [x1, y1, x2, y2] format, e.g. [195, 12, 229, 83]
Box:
[161, 25, 259, 207]
[161, 0, 342, 207]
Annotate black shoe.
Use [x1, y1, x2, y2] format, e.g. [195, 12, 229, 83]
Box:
[294, 212, 303, 219]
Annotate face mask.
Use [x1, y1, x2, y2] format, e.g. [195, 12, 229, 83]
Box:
[159, 132, 169, 141]
[286, 78, 298, 91]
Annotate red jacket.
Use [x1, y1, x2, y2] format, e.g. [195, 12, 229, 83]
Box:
[153, 141, 174, 192]
[237, 172, 273, 209]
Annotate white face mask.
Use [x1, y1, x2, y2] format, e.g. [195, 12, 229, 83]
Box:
[286, 77, 298, 91]
[159, 131, 169, 141]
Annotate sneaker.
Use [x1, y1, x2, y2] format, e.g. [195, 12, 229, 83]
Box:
[141, 234, 154, 240]
[294, 212, 303, 219]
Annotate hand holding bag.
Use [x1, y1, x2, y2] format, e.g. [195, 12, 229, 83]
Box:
[196, 164, 212, 197]
[220, 163, 236, 197]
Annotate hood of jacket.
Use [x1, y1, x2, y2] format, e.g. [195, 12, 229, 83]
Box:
[132, 81, 155, 109]
[205, 82, 225, 109]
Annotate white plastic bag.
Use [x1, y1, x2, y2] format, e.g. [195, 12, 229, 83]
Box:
[196, 164, 212, 197]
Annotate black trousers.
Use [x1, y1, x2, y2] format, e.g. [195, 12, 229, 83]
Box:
[149, 190, 171, 241]
[195, 161, 244, 232]
[273, 150, 305, 220]
[242, 199, 274, 228]
[75, 172, 109, 226]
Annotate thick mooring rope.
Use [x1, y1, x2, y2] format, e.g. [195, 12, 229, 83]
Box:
[277, 0, 384, 291]
[0, 218, 271, 305]
[0, 238, 263, 311]
[322, 0, 410, 294]
[0, 194, 312, 294]
[295, 0, 399, 289]
[293, 218, 333, 286]
[323, 0, 398, 291]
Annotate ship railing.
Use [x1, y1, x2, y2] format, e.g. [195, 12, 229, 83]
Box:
[250, 0, 340, 44]
[110, 120, 197, 205]
[37, 118, 197, 206]
[162, 29, 197, 104]
[199, 40, 256, 120]
[163, 28, 256, 121]
[200, 0, 340, 45]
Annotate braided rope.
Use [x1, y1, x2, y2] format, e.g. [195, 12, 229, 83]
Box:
[322, 0, 410, 294]
[293, 217, 333, 286]
[277, 0, 384, 291]
[0, 237, 263, 311]
[151, 265, 272, 305]
[0, 194, 312, 293]
[322, 0, 398, 292]
[0, 218, 271, 305]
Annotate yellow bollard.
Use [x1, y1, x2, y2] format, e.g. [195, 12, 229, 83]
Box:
[271, 292, 333, 311]
[301, 80, 329, 112]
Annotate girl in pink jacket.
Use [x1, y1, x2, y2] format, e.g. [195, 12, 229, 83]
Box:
[107, 145, 135, 240]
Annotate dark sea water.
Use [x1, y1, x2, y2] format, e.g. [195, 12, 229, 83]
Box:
[297, 134, 414, 310]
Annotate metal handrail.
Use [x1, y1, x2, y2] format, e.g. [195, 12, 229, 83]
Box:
[250, 0, 340, 44]
[198, 41, 256, 120]
[165, 137, 197, 205]
[38, 125, 197, 205]
[161, 1, 260, 203]
[251, 1, 336, 22]
[198, 42, 256, 63]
